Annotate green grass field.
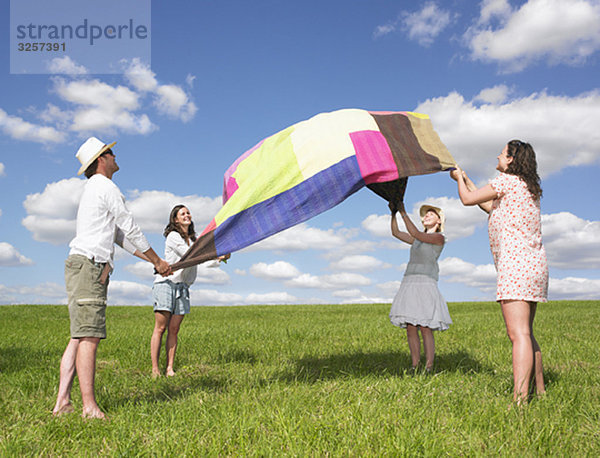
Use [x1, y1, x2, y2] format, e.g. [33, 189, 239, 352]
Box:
[1, 301, 599, 456]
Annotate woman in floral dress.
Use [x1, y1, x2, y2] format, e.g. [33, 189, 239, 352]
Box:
[452, 140, 548, 404]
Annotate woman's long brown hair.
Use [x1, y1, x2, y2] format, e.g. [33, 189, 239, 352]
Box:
[163, 205, 197, 243]
[505, 140, 543, 200]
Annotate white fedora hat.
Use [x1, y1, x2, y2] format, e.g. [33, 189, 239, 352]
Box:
[419, 204, 445, 232]
[76, 137, 116, 175]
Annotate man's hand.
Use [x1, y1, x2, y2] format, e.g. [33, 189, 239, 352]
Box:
[155, 258, 172, 277]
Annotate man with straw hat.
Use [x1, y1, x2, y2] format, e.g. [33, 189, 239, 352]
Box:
[52, 137, 171, 420]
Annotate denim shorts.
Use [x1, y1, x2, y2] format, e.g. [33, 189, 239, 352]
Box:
[152, 280, 190, 315]
[65, 254, 109, 339]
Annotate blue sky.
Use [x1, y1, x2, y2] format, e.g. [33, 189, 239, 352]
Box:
[1, 0, 599, 306]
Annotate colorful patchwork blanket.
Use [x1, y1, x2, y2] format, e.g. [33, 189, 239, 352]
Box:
[171, 109, 455, 270]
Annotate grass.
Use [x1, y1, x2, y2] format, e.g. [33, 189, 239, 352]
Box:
[1, 301, 599, 456]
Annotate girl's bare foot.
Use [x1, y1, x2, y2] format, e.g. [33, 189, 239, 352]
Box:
[166, 368, 176, 377]
[151, 370, 161, 379]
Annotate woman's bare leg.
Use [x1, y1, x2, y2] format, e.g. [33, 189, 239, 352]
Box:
[529, 302, 545, 395]
[501, 300, 534, 404]
[165, 314, 185, 376]
[150, 311, 170, 377]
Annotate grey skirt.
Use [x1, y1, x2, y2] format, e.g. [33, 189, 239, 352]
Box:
[389, 274, 452, 331]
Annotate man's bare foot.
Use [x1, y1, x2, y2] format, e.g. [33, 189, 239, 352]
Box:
[82, 407, 108, 420]
[166, 368, 176, 377]
[52, 402, 75, 416]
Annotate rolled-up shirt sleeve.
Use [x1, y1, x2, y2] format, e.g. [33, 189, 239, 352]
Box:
[114, 228, 138, 255]
[106, 187, 150, 253]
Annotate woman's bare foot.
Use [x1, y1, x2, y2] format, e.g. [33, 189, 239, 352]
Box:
[151, 370, 162, 379]
[166, 368, 176, 377]
[52, 402, 75, 416]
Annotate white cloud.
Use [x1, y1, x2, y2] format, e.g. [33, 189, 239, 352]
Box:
[401, 2, 453, 46]
[185, 74, 196, 88]
[549, 277, 600, 300]
[362, 214, 391, 238]
[196, 264, 231, 285]
[328, 254, 390, 272]
[191, 288, 244, 306]
[123, 261, 155, 281]
[123, 57, 159, 92]
[54, 77, 138, 110]
[0, 108, 65, 144]
[373, 1, 453, 45]
[286, 272, 371, 290]
[245, 291, 298, 305]
[22, 178, 85, 244]
[332, 288, 362, 298]
[154, 85, 197, 122]
[373, 23, 397, 38]
[0, 282, 65, 304]
[542, 212, 600, 269]
[249, 261, 301, 280]
[478, 0, 512, 24]
[108, 280, 152, 305]
[0, 242, 34, 266]
[124, 58, 197, 122]
[47, 56, 88, 75]
[53, 77, 156, 135]
[467, 0, 600, 72]
[125, 190, 221, 234]
[416, 89, 600, 180]
[0, 162, 5, 176]
[4, 59, 195, 147]
[376, 280, 403, 299]
[473, 84, 512, 104]
[23, 177, 84, 218]
[21, 215, 76, 245]
[439, 257, 498, 293]
[38, 103, 72, 128]
[341, 295, 389, 304]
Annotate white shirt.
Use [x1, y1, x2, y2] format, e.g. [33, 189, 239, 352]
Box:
[69, 174, 150, 266]
[154, 231, 219, 286]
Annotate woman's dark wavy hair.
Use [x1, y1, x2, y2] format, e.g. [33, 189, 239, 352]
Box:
[505, 140, 543, 200]
[163, 204, 196, 242]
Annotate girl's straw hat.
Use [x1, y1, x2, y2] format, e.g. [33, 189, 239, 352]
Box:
[419, 204, 445, 232]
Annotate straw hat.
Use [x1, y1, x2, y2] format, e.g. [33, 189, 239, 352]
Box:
[76, 137, 116, 175]
[419, 204, 445, 232]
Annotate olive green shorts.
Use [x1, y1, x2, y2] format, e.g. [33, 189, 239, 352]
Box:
[65, 254, 109, 339]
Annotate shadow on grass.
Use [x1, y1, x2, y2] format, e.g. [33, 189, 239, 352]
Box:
[106, 372, 230, 409]
[279, 350, 492, 383]
[543, 367, 560, 389]
[0, 347, 59, 374]
[211, 349, 257, 364]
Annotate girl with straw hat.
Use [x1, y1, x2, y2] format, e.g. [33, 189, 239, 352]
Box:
[388, 201, 452, 372]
